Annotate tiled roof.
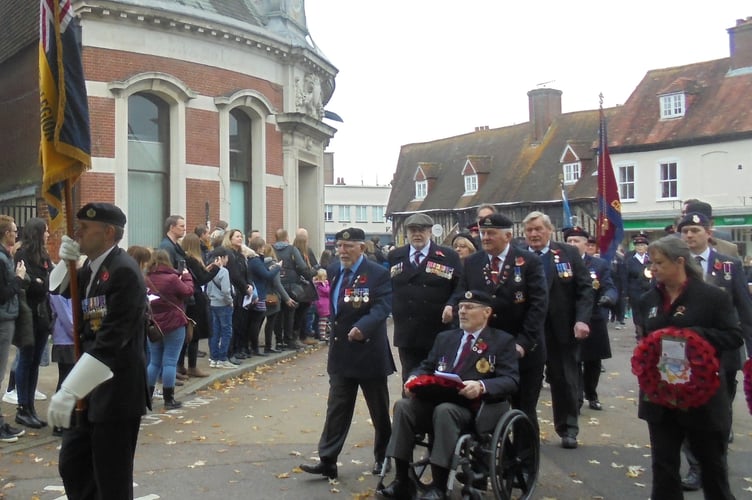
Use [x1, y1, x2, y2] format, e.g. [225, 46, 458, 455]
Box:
[387, 109, 614, 215]
[0, 0, 38, 65]
[608, 57, 752, 150]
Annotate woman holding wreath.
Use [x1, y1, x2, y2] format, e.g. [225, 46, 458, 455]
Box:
[635, 236, 742, 499]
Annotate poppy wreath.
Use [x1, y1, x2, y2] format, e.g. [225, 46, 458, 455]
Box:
[405, 374, 479, 409]
[631, 326, 720, 410]
[743, 358, 752, 415]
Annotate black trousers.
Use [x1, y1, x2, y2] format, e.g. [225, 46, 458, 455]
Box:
[545, 337, 581, 438]
[511, 360, 544, 437]
[397, 347, 430, 384]
[318, 375, 391, 462]
[647, 419, 733, 500]
[59, 416, 141, 500]
[579, 359, 602, 403]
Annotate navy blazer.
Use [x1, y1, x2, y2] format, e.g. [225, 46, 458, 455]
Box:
[389, 242, 463, 350]
[458, 246, 548, 367]
[327, 257, 395, 379]
[77, 246, 149, 422]
[413, 326, 519, 401]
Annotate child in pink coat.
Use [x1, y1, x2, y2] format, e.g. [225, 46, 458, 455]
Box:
[312, 269, 331, 341]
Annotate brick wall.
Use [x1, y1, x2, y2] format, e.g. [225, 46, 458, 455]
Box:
[185, 178, 220, 230]
[186, 108, 219, 167]
[266, 186, 284, 241]
[89, 96, 115, 158]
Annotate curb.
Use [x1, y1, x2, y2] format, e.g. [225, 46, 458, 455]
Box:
[1, 344, 323, 454]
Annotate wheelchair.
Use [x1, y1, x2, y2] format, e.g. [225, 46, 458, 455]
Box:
[378, 401, 539, 500]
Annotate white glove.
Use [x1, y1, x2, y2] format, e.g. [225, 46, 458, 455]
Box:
[47, 353, 113, 428]
[59, 235, 81, 262]
[47, 387, 77, 428]
[49, 260, 70, 292]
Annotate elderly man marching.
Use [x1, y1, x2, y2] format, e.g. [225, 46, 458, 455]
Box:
[300, 227, 396, 480]
[47, 203, 149, 500]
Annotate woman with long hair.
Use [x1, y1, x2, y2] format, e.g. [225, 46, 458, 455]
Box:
[262, 244, 294, 351]
[246, 237, 281, 355]
[636, 236, 742, 498]
[179, 233, 219, 376]
[222, 229, 254, 361]
[13, 218, 52, 429]
[145, 249, 194, 410]
[292, 232, 317, 345]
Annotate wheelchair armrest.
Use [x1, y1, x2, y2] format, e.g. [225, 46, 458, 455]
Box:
[474, 399, 510, 436]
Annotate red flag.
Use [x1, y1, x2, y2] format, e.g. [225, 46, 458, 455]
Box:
[39, 0, 91, 231]
[596, 107, 623, 262]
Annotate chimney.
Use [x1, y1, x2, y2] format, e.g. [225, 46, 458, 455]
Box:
[527, 88, 562, 144]
[729, 17, 752, 71]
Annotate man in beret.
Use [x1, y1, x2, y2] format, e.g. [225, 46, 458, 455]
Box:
[676, 212, 752, 490]
[300, 227, 395, 479]
[681, 199, 739, 257]
[48, 202, 149, 500]
[377, 290, 519, 500]
[523, 211, 593, 449]
[455, 212, 548, 439]
[625, 233, 652, 336]
[563, 227, 617, 412]
[389, 213, 463, 388]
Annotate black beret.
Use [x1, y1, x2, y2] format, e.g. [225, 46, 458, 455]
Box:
[335, 227, 365, 242]
[459, 289, 493, 307]
[478, 213, 513, 229]
[684, 200, 712, 218]
[562, 226, 590, 240]
[76, 203, 126, 228]
[676, 212, 711, 231]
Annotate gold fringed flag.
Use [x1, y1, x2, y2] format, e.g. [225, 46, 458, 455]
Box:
[39, 0, 91, 231]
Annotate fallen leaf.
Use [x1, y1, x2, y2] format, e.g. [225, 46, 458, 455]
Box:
[588, 459, 600, 465]
[277, 472, 290, 479]
[289, 451, 302, 456]
[188, 460, 206, 468]
[611, 463, 624, 469]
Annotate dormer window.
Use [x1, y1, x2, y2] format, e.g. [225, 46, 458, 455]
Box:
[415, 180, 427, 200]
[562, 162, 581, 185]
[660, 93, 685, 119]
[464, 174, 478, 194]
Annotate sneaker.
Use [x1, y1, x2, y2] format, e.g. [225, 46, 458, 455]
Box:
[35, 390, 47, 401]
[2, 390, 17, 405]
[153, 388, 163, 400]
[2, 423, 25, 438]
[228, 356, 241, 365]
[209, 360, 218, 368]
[0, 428, 18, 443]
[217, 360, 236, 369]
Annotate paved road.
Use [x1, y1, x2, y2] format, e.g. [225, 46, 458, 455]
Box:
[2, 322, 752, 499]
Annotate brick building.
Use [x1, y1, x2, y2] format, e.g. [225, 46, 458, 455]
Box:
[0, 0, 336, 248]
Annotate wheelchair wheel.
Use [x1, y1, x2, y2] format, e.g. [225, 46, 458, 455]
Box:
[489, 409, 539, 500]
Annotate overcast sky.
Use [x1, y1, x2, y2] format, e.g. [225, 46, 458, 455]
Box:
[304, 1, 750, 186]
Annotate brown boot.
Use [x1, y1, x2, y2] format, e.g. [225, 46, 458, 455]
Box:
[176, 372, 189, 381]
[187, 367, 209, 377]
[177, 365, 188, 376]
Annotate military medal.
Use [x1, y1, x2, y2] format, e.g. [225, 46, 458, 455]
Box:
[488, 354, 496, 372]
[514, 267, 522, 283]
[362, 290, 370, 303]
[476, 358, 491, 374]
[437, 356, 447, 372]
[590, 270, 600, 289]
[723, 262, 733, 281]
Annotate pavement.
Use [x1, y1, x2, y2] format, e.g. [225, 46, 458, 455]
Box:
[0, 338, 319, 454]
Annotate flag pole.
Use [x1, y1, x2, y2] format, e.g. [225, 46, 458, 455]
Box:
[64, 180, 81, 361]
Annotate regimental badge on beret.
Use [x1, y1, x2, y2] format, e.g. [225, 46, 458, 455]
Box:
[86, 208, 96, 218]
[692, 214, 700, 224]
[465, 291, 473, 299]
[342, 231, 350, 240]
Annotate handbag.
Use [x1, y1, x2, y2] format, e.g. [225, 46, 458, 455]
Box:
[265, 292, 279, 305]
[290, 276, 317, 303]
[145, 300, 164, 342]
[12, 289, 34, 348]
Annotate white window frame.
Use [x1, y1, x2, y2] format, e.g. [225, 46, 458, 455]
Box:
[617, 164, 636, 201]
[464, 174, 478, 194]
[324, 204, 333, 222]
[372, 205, 385, 222]
[660, 93, 685, 119]
[658, 161, 679, 200]
[562, 162, 581, 185]
[338, 205, 351, 222]
[355, 205, 368, 222]
[415, 180, 427, 200]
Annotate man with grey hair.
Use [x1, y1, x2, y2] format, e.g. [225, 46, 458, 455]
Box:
[388, 213, 463, 383]
[523, 210, 593, 449]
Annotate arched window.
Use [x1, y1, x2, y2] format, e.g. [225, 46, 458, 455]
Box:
[128, 93, 169, 245]
[229, 108, 252, 232]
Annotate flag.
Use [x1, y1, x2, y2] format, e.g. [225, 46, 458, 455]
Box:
[596, 107, 624, 262]
[561, 181, 573, 228]
[39, 0, 91, 231]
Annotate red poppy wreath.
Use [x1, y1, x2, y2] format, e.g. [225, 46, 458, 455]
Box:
[405, 374, 479, 408]
[631, 326, 719, 410]
[743, 358, 752, 415]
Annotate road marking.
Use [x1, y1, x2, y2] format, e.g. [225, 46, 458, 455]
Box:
[43, 484, 159, 499]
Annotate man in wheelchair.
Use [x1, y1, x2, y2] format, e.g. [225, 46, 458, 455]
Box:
[377, 290, 519, 500]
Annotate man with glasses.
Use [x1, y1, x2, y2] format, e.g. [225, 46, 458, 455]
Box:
[389, 213, 462, 384]
[377, 290, 519, 500]
[300, 227, 395, 479]
[0, 216, 26, 443]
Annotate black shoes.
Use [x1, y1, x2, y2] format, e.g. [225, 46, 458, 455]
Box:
[561, 436, 578, 449]
[588, 399, 603, 411]
[264, 347, 282, 354]
[300, 461, 338, 479]
[252, 350, 268, 357]
[416, 485, 446, 500]
[376, 479, 410, 499]
[372, 458, 391, 475]
[681, 467, 701, 491]
[15, 407, 45, 429]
